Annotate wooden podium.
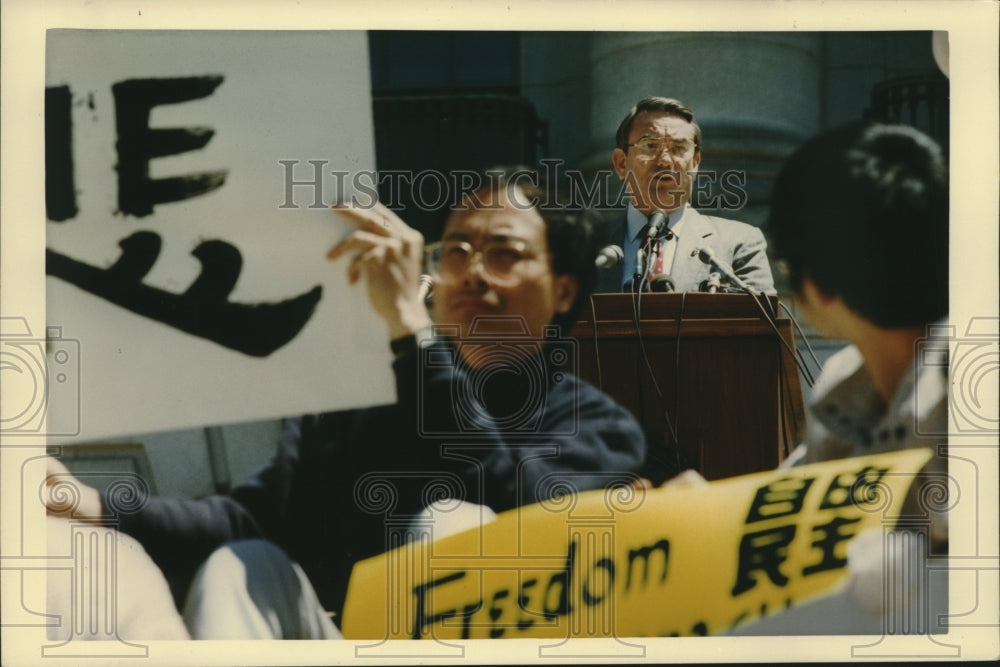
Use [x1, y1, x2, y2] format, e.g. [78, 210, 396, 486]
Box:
[569, 293, 806, 483]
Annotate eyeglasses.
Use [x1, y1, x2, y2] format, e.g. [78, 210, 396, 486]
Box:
[626, 137, 696, 160]
[425, 239, 542, 285]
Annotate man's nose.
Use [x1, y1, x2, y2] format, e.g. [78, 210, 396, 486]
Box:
[460, 251, 490, 285]
[654, 147, 675, 167]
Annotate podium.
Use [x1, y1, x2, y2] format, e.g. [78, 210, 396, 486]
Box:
[569, 293, 807, 483]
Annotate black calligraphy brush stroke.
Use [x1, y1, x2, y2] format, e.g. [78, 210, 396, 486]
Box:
[47, 233, 322, 357]
[147, 171, 229, 207]
[112, 76, 228, 217]
[145, 127, 216, 160]
[106, 231, 161, 282]
[45, 85, 77, 222]
[185, 239, 242, 302]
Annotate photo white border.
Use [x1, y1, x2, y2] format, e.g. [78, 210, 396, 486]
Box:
[2, 0, 997, 664]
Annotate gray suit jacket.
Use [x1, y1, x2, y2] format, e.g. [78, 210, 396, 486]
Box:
[595, 208, 776, 294]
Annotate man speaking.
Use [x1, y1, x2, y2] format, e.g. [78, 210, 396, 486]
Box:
[596, 97, 775, 294]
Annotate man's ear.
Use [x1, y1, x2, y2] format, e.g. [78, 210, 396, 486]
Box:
[800, 277, 835, 309]
[612, 148, 628, 180]
[799, 276, 856, 340]
[553, 275, 580, 314]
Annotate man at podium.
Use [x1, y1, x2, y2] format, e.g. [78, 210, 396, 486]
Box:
[597, 96, 775, 294]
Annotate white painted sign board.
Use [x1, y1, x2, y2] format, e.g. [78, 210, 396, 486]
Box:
[42, 30, 393, 443]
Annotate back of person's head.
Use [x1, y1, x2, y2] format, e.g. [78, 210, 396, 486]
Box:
[769, 121, 948, 328]
[615, 97, 702, 153]
[469, 166, 608, 331]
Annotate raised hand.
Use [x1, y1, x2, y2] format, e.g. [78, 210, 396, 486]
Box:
[327, 201, 433, 340]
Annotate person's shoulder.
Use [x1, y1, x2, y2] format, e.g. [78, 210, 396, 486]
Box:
[690, 209, 764, 237]
[558, 371, 602, 398]
[804, 344, 866, 412]
[813, 344, 865, 392]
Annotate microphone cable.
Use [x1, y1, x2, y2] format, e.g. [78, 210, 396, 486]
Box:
[628, 238, 682, 467]
[779, 300, 825, 381]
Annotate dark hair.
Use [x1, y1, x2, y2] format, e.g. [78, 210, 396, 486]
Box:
[615, 97, 702, 153]
[464, 166, 608, 332]
[769, 121, 948, 328]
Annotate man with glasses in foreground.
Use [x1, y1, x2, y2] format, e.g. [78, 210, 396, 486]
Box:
[597, 96, 775, 294]
[46, 169, 647, 639]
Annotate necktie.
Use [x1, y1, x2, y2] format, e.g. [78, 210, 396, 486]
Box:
[646, 229, 674, 287]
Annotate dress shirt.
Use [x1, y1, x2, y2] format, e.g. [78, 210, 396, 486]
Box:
[621, 204, 687, 290]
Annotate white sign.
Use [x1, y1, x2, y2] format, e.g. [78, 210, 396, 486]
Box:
[42, 30, 393, 443]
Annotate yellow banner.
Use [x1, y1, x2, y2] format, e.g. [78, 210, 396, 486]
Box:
[342, 448, 933, 639]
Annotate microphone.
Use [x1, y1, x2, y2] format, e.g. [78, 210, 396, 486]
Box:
[645, 210, 668, 243]
[417, 274, 434, 302]
[650, 273, 675, 293]
[595, 245, 624, 269]
[696, 247, 754, 294]
[702, 271, 721, 293]
[635, 210, 669, 288]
